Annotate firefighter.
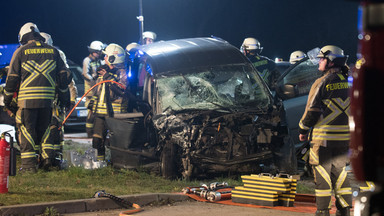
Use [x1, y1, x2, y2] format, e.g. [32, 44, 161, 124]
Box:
[83, 40, 105, 138]
[142, 31, 156, 45]
[240, 37, 279, 89]
[39, 32, 77, 170]
[3, 22, 71, 173]
[89, 43, 128, 161]
[289, 50, 307, 64]
[298, 45, 352, 216]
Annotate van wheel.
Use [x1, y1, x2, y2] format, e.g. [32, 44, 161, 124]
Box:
[160, 142, 178, 179]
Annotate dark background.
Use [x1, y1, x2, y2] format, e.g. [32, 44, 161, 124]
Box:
[1, 0, 360, 65]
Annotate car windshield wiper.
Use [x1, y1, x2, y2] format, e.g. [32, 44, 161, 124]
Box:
[210, 101, 234, 113]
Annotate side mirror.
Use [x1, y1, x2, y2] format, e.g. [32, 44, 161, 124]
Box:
[278, 84, 297, 99]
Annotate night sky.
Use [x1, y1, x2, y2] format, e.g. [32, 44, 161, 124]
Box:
[1, 0, 359, 65]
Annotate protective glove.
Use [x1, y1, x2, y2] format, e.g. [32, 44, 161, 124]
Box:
[87, 99, 94, 110]
[57, 88, 70, 109]
[3, 106, 15, 118]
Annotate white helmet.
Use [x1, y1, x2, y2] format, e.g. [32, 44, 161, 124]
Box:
[289, 50, 307, 64]
[88, 40, 105, 53]
[317, 45, 348, 66]
[18, 22, 40, 43]
[103, 43, 126, 65]
[143, 31, 157, 40]
[126, 42, 140, 52]
[240, 37, 263, 55]
[40, 32, 53, 46]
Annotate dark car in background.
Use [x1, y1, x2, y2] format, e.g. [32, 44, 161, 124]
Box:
[106, 37, 297, 179]
[275, 55, 322, 145]
[64, 60, 87, 130]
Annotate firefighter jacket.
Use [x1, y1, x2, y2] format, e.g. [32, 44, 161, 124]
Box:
[82, 55, 104, 83]
[299, 68, 351, 144]
[90, 68, 128, 116]
[247, 54, 279, 89]
[4, 40, 71, 109]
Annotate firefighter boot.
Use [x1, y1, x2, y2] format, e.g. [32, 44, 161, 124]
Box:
[52, 152, 63, 169]
[40, 158, 53, 171]
[315, 209, 330, 216]
[92, 137, 105, 161]
[335, 207, 351, 216]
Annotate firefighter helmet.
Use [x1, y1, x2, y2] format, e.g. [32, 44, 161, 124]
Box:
[88, 41, 105, 53]
[18, 22, 40, 43]
[40, 32, 53, 46]
[240, 37, 263, 55]
[143, 31, 157, 40]
[289, 50, 307, 64]
[103, 43, 126, 65]
[317, 45, 348, 66]
[126, 42, 139, 52]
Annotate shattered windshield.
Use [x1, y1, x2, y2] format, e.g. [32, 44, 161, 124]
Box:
[156, 64, 271, 112]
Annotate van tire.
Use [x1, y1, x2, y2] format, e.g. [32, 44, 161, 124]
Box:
[160, 142, 178, 179]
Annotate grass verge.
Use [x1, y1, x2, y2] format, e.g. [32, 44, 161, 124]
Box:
[0, 165, 315, 206]
[0, 139, 315, 206]
[0, 165, 239, 206]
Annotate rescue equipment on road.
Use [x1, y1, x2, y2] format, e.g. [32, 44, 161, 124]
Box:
[0, 131, 16, 193]
[93, 190, 142, 215]
[182, 182, 233, 202]
[231, 173, 297, 207]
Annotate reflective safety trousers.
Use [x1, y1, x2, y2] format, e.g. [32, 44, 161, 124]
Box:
[312, 142, 352, 210]
[16, 107, 52, 169]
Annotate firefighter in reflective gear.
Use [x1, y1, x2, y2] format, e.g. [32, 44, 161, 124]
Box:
[3, 22, 71, 173]
[39, 32, 78, 169]
[83, 40, 105, 137]
[89, 43, 128, 161]
[240, 37, 279, 89]
[142, 31, 156, 45]
[298, 45, 352, 216]
[289, 50, 307, 64]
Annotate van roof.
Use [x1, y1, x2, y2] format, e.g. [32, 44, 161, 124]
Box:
[137, 37, 250, 75]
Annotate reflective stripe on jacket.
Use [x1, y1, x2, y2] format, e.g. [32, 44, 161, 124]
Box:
[299, 68, 351, 142]
[4, 40, 70, 108]
[92, 71, 128, 116]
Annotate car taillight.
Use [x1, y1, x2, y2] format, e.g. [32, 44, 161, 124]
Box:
[350, 2, 384, 182]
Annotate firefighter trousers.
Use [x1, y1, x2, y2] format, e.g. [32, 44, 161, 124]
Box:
[86, 109, 94, 138]
[41, 115, 64, 163]
[312, 142, 352, 210]
[18, 108, 52, 169]
[92, 115, 108, 161]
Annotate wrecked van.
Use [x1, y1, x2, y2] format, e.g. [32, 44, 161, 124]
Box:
[106, 37, 296, 179]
